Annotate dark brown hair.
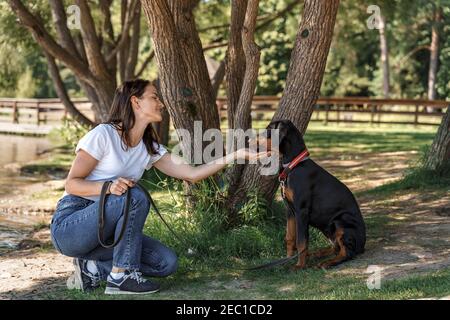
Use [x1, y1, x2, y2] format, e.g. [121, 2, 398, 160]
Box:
[106, 79, 160, 155]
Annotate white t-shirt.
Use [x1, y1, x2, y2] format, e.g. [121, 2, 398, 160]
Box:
[62, 123, 168, 201]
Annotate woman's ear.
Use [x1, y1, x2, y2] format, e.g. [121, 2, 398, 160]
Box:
[131, 96, 140, 109]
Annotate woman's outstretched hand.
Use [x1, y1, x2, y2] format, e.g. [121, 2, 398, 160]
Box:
[235, 148, 271, 162]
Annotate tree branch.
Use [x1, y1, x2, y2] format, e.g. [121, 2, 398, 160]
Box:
[125, 2, 141, 80]
[43, 51, 94, 127]
[395, 45, 431, 69]
[106, 0, 139, 64]
[49, 0, 82, 61]
[8, 0, 95, 84]
[73, 33, 88, 63]
[75, 0, 110, 79]
[198, 0, 299, 33]
[135, 50, 155, 78]
[202, 0, 300, 53]
[99, 0, 115, 52]
[254, 0, 299, 30]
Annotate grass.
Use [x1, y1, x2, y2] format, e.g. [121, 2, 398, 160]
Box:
[41, 264, 450, 300]
[13, 122, 449, 300]
[20, 145, 72, 178]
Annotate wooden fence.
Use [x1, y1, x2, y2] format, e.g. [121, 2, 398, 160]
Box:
[0, 96, 448, 126]
[217, 96, 448, 126]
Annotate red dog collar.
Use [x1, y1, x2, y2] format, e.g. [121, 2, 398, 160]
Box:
[278, 149, 310, 182]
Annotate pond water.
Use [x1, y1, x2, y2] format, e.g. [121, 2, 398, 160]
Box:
[0, 134, 53, 166]
[0, 134, 55, 255]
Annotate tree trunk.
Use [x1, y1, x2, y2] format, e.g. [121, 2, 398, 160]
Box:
[168, 1, 221, 135]
[226, 0, 340, 218]
[427, 6, 443, 112]
[224, 0, 261, 223]
[379, 14, 390, 98]
[153, 108, 170, 146]
[225, 0, 248, 131]
[424, 105, 450, 171]
[142, 0, 203, 160]
[211, 60, 226, 99]
[124, 2, 141, 81]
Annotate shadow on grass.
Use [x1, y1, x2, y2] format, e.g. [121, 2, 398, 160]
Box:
[357, 164, 450, 197]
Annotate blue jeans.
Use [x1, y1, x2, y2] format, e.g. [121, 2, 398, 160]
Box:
[50, 187, 178, 281]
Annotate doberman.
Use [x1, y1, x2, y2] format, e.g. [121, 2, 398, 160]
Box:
[255, 120, 366, 269]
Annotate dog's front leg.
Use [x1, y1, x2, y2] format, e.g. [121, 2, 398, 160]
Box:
[293, 210, 309, 270]
[285, 215, 297, 257]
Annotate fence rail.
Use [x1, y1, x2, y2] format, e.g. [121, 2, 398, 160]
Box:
[0, 96, 448, 126]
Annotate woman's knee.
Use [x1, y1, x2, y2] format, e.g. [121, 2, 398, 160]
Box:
[160, 249, 178, 276]
[129, 187, 150, 211]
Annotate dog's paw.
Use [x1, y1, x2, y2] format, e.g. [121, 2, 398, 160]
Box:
[290, 264, 307, 272]
[316, 262, 331, 270]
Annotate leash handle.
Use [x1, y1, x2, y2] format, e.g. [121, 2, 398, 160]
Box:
[98, 180, 131, 248]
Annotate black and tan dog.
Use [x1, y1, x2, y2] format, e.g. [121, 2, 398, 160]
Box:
[256, 120, 366, 269]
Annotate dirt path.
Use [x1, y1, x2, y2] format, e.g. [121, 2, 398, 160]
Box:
[0, 151, 449, 299]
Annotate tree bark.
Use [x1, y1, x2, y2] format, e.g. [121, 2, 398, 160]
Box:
[99, 0, 117, 77]
[379, 14, 390, 98]
[211, 60, 226, 99]
[75, 0, 112, 82]
[44, 51, 94, 127]
[425, 105, 450, 171]
[224, 0, 261, 222]
[153, 108, 170, 146]
[168, 1, 221, 134]
[226, 0, 340, 216]
[49, 0, 83, 61]
[427, 6, 443, 112]
[125, 3, 141, 81]
[142, 0, 200, 159]
[225, 0, 248, 131]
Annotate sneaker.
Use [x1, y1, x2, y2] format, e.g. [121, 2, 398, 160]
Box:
[67, 258, 101, 292]
[105, 270, 160, 295]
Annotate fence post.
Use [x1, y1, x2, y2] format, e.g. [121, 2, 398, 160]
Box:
[336, 104, 340, 125]
[324, 105, 330, 126]
[36, 101, 41, 125]
[13, 101, 19, 124]
[377, 105, 381, 126]
[414, 105, 419, 126]
[370, 104, 375, 125]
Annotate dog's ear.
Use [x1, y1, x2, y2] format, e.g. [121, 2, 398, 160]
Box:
[278, 121, 290, 137]
[285, 121, 307, 150]
[274, 121, 289, 153]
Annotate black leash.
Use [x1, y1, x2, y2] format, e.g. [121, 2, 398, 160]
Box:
[97, 180, 295, 270]
[98, 181, 184, 248]
[98, 181, 130, 248]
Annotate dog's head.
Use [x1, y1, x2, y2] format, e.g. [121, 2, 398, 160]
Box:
[252, 120, 306, 156]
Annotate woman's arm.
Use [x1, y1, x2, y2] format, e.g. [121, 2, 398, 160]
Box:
[65, 150, 134, 196]
[153, 149, 269, 184]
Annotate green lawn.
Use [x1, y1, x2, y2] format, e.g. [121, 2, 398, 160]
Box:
[25, 122, 449, 299]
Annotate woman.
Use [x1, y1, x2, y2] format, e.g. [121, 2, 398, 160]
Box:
[50, 79, 269, 295]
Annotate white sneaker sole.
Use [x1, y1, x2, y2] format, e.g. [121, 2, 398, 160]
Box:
[104, 287, 160, 295]
[67, 259, 84, 291]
